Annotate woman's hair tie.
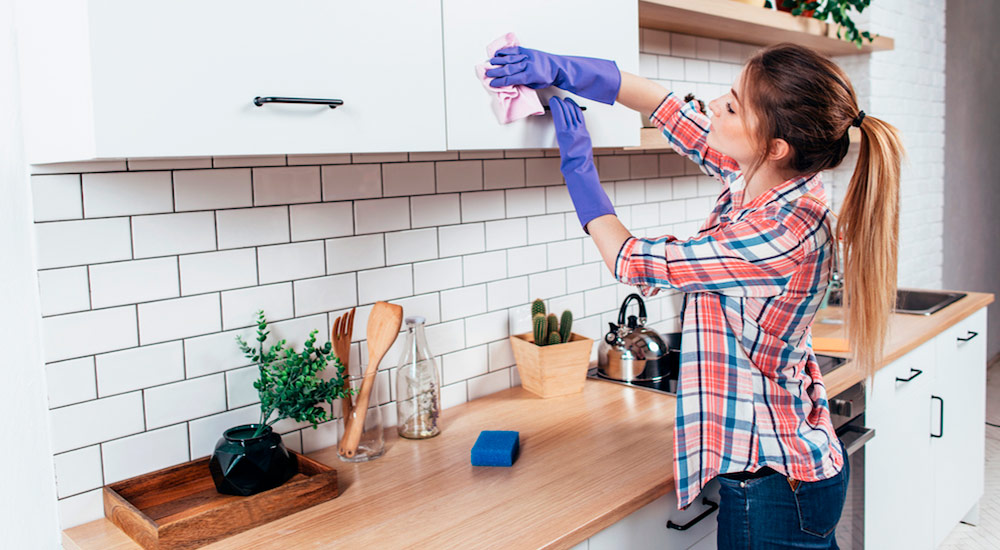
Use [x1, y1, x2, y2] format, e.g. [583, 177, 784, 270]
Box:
[851, 110, 866, 128]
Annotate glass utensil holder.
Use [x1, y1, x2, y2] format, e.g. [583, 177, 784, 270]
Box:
[338, 374, 385, 462]
[396, 316, 441, 439]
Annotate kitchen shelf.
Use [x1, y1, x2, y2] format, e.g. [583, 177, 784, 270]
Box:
[638, 0, 894, 57]
[625, 126, 861, 152]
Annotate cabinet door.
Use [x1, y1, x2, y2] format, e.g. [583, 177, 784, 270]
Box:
[588, 481, 720, 550]
[441, 0, 639, 151]
[931, 308, 988, 546]
[18, 1, 446, 162]
[864, 341, 934, 550]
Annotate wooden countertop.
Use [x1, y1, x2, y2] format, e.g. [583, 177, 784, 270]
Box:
[63, 291, 993, 550]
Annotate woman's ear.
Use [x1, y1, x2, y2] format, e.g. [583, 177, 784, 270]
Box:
[768, 138, 794, 164]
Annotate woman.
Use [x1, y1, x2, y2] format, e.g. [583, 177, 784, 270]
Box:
[488, 43, 904, 549]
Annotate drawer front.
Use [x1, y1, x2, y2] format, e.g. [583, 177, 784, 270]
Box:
[441, 0, 639, 151]
[87, 0, 446, 157]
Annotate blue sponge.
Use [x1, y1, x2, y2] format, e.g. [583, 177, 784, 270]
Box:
[471, 430, 520, 467]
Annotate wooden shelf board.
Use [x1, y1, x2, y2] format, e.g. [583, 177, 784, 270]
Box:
[638, 0, 893, 57]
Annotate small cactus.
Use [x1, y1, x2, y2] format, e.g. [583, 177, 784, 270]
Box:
[531, 298, 546, 318]
[548, 331, 562, 345]
[559, 310, 573, 342]
[547, 313, 559, 336]
[532, 313, 548, 346]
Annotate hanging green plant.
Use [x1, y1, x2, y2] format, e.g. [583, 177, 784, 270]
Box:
[766, 0, 876, 48]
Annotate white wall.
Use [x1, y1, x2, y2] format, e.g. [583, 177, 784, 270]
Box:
[0, 2, 62, 548]
[29, 8, 947, 532]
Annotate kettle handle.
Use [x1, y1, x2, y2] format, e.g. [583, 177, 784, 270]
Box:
[618, 293, 647, 327]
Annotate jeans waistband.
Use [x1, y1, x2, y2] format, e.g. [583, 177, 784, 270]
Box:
[719, 467, 779, 482]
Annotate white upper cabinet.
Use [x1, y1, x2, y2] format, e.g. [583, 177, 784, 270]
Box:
[16, 1, 447, 163]
[441, 0, 639, 150]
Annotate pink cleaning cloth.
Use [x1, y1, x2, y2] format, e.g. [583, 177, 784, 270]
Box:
[475, 32, 544, 124]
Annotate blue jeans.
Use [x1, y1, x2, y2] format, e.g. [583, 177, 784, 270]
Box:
[716, 451, 849, 549]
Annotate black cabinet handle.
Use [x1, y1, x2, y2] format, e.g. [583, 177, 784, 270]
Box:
[542, 104, 587, 111]
[931, 395, 944, 438]
[895, 368, 923, 383]
[957, 331, 979, 343]
[253, 96, 344, 109]
[667, 497, 718, 531]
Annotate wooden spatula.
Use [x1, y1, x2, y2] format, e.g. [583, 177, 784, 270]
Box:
[338, 301, 403, 458]
[331, 307, 356, 419]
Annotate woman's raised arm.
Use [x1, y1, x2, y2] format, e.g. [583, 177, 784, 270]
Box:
[615, 71, 670, 115]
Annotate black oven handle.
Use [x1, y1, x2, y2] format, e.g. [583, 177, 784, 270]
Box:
[838, 424, 875, 456]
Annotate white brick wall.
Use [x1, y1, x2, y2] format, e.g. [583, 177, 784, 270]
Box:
[35, 13, 944, 529]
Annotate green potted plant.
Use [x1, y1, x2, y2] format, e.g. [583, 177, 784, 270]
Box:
[208, 311, 352, 496]
[767, 0, 877, 48]
[509, 299, 593, 398]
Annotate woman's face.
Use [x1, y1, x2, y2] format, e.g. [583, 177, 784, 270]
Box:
[705, 70, 756, 166]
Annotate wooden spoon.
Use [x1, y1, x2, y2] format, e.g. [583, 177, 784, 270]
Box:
[331, 308, 356, 419]
[338, 301, 403, 458]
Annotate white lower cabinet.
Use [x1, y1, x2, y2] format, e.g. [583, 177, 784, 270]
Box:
[931, 308, 988, 546]
[865, 306, 988, 550]
[586, 480, 720, 550]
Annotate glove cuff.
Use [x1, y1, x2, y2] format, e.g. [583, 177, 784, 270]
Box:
[556, 57, 622, 106]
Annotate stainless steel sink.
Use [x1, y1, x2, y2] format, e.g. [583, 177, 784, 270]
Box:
[827, 288, 966, 316]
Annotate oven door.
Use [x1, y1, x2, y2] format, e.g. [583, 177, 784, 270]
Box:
[835, 414, 875, 550]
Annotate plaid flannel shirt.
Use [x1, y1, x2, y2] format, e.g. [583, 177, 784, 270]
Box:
[616, 92, 845, 509]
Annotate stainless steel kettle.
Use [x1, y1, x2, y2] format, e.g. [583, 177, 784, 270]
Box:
[598, 293, 671, 382]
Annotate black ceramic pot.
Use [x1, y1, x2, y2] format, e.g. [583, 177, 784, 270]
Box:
[209, 424, 297, 496]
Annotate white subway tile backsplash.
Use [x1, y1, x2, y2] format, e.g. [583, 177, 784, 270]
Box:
[357, 265, 412, 304]
[128, 157, 212, 171]
[460, 190, 506, 222]
[37, 267, 90, 316]
[138, 294, 221, 345]
[288, 153, 351, 166]
[353, 152, 408, 163]
[436, 160, 483, 193]
[615, 180, 646, 205]
[411, 194, 461, 228]
[642, 28, 672, 55]
[49, 392, 145, 454]
[548, 240, 583, 269]
[173, 168, 252, 212]
[226, 365, 260, 409]
[383, 162, 435, 197]
[507, 244, 548, 277]
[566, 263, 602, 294]
[293, 274, 357, 316]
[101, 424, 190, 485]
[466, 310, 509, 348]
[302, 419, 341, 454]
[443, 345, 489, 385]
[584, 286, 618, 317]
[214, 155, 285, 168]
[259, 240, 326, 284]
[485, 218, 527, 251]
[633, 203, 660, 228]
[32, 174, 82, 222]
[184, 328, 254, 378]
[526, 214, 566, 245]
[43, 306, 138, 363]
[88, 258, 179, 309]
[460, 150, 504, 160]
[439, 223, 485, 257]
[597, 155, 629, 181]
[630, 155, 659, 179]
[396, 293, 442, 326]
[82, 171, 173, 218]
[95, 341, 185, 397]
[57, 489, 104, 529]
[483, 158, 525, 190]
[35, 218, 133, 269]
[409, 152, 459, 162]
[529, 270, 566, 300]
[487, 277, 527, 311]
[462, 251, 507, 285]
[505, 187, 546, 218]
[252, 166, 321, 206]
[425, 320, 466, 355]
[672, 176, 699, 199]
[132, 212, 216, 259]
[179, 249, 257, 296]
[322, 164, 382, 201]
[145, 374, 227, 430]
[45, 357, 97, 409]
[695, 37, 721, 61]
[53, 445, 103, 498]
[524, 157, 562, 187]
[413, 257, 463, 294]
[639, 53, 658, 78]
[216, 206, 289, 249]
[355, 197, 410, 234]
[289, 202, 353, 242]
[325, 235, 384, 274]
[671, 33, 697, 58]
[488, 339, 515, 371]
[221, 283, 294, 330]
[440, 381, 468, 410]
[658, 56, 686, 81]
[441, 284, 487, 322]
[188, 406, 259, 459]
[385, 228, 438, 265]
[544, 186, 574, 214]
[467, 369, 510, 401]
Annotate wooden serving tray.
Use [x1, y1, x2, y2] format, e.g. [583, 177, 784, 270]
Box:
[103, 451, 338, 550]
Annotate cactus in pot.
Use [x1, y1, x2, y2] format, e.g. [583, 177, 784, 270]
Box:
[510, 298, 592, 398]
[527, 299, 574, 347]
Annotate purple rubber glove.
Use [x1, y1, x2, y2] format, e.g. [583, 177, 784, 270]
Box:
[486, 46, 621, 105]
[549, 96, 615, 232]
